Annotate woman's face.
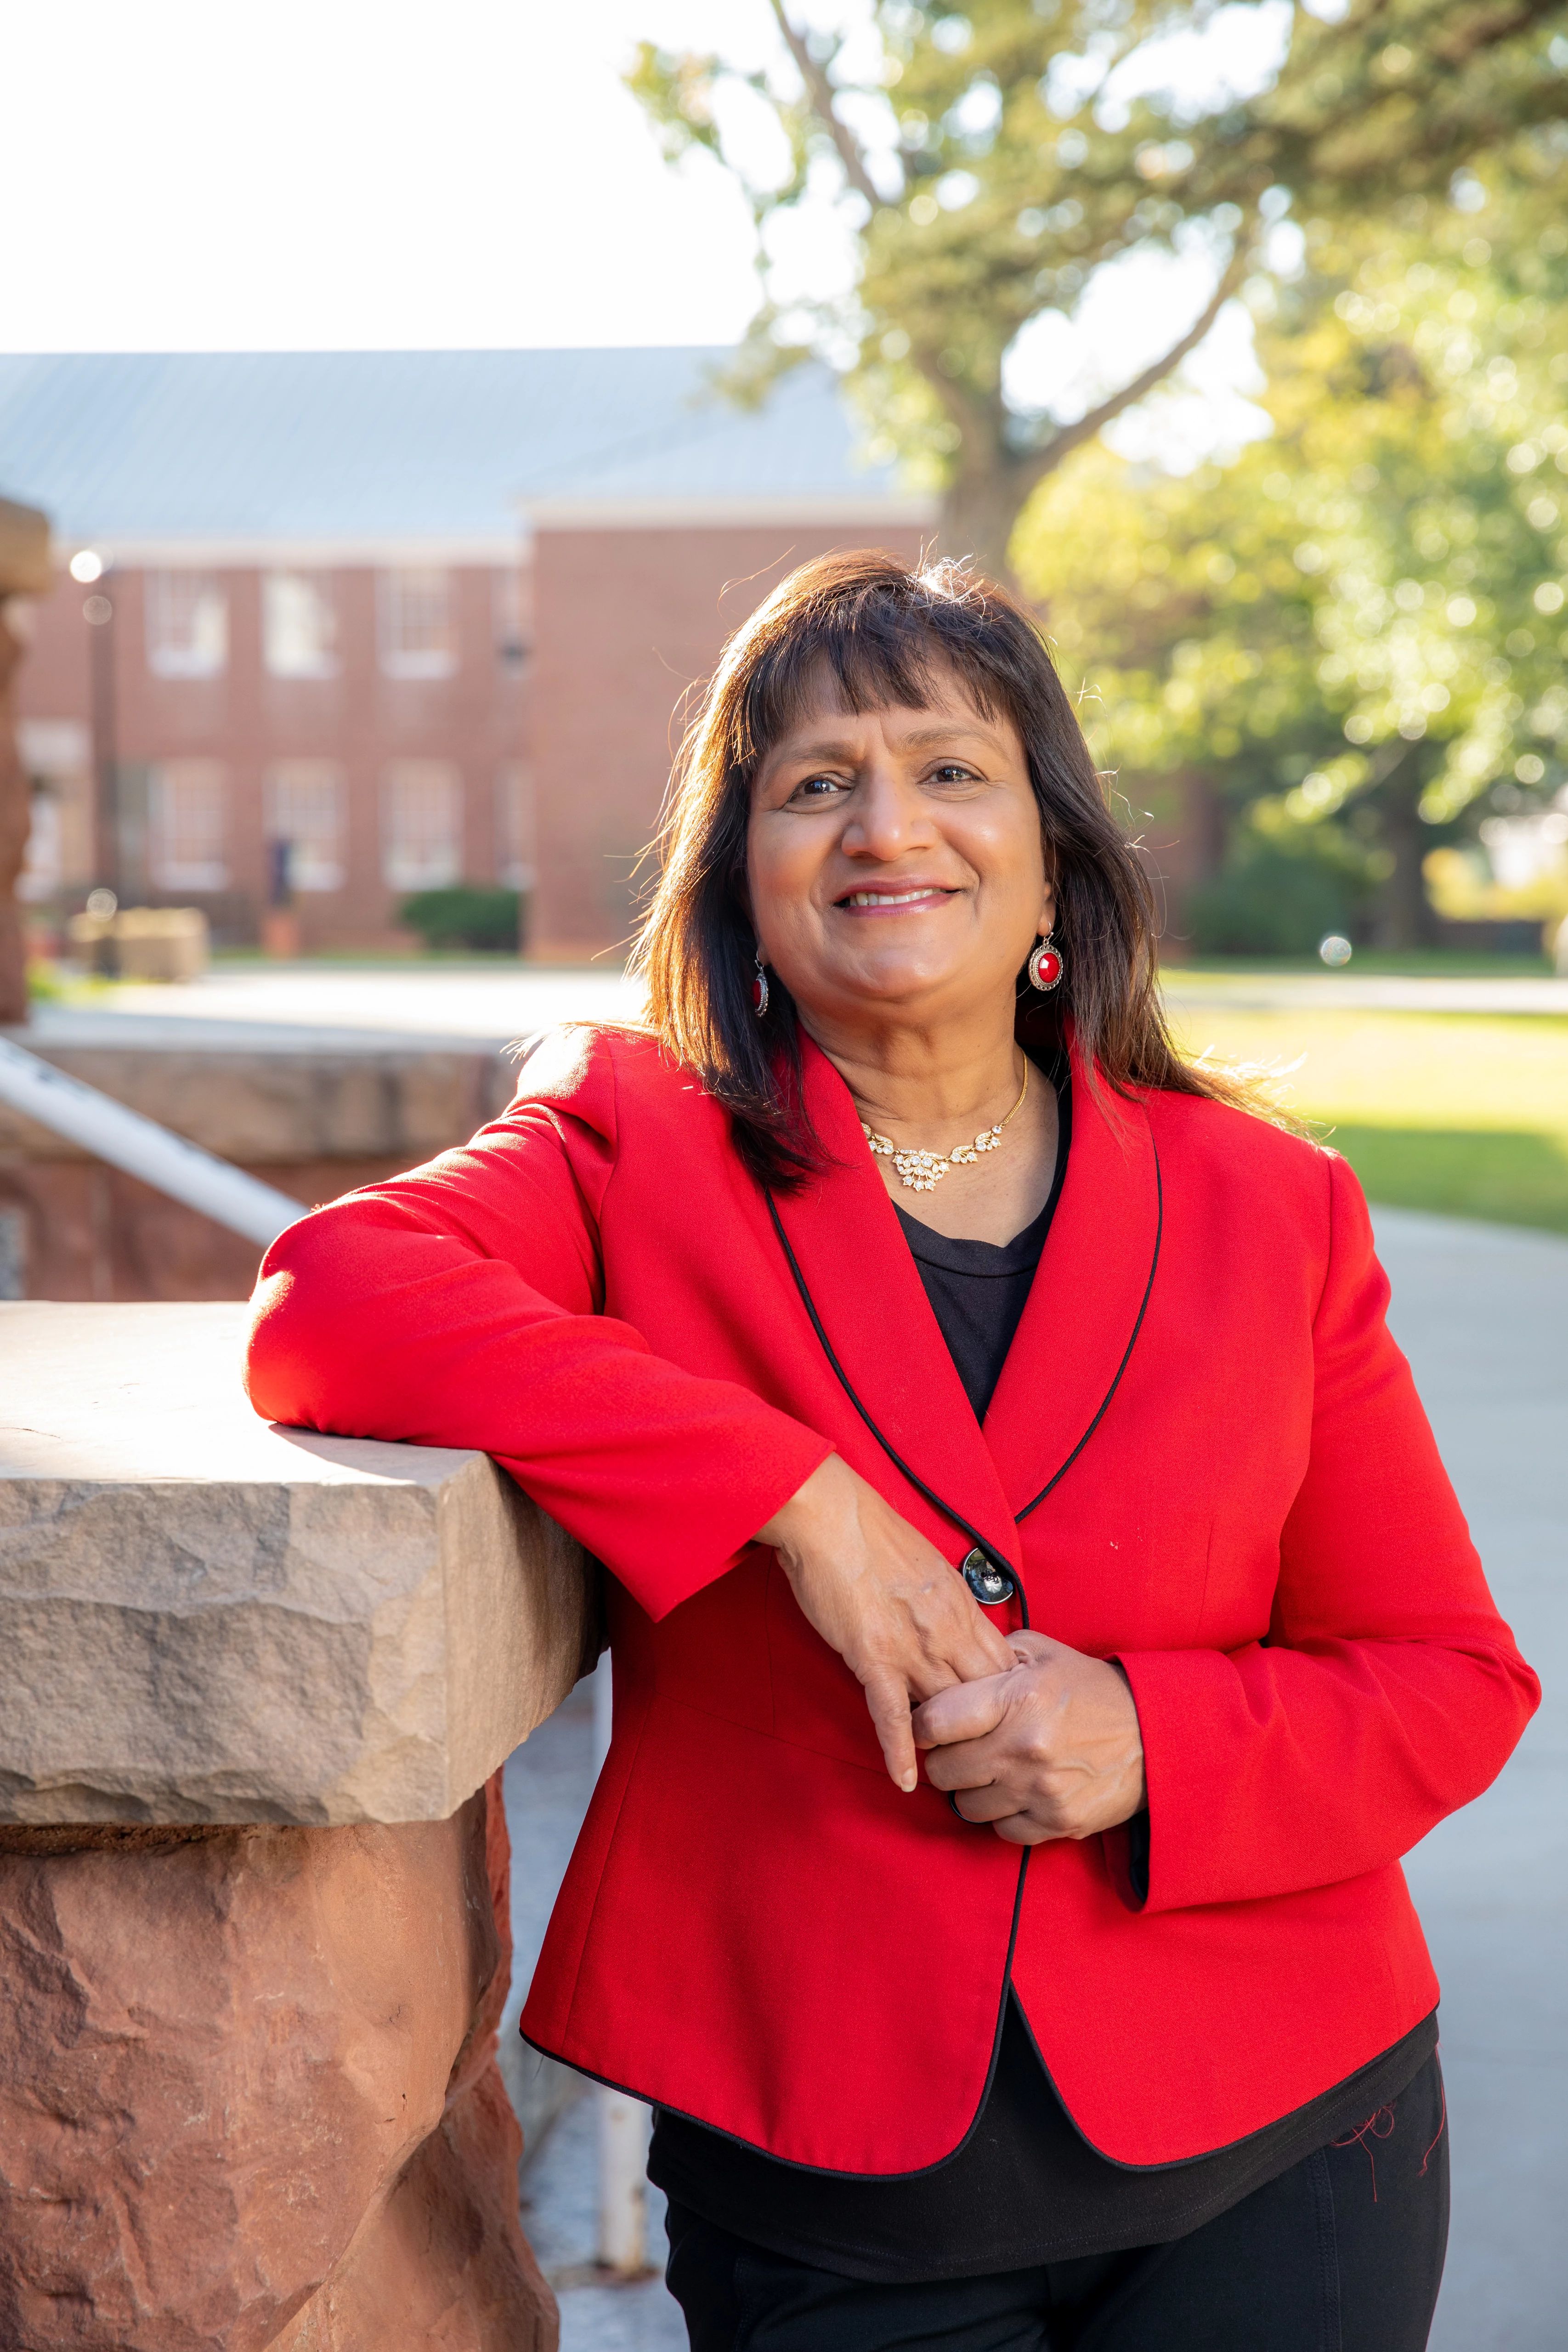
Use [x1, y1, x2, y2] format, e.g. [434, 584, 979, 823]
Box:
[747, 663, 1054, 1037]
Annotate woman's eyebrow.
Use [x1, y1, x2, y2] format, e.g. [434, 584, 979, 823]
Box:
[896, 723, 1001, 751]
[771, 735, 863, 765]
[770, 719, 1001, 767]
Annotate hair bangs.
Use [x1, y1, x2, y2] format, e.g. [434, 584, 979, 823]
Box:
[730, 571, 1011, 783]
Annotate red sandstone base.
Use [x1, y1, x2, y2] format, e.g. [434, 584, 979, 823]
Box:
[0, 1778, 555, 2352]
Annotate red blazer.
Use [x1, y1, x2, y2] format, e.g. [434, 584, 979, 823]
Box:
[246, 1024, 1537, 2173]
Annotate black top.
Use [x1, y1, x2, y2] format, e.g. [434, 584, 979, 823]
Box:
[891, 1141, 1069, 1427]
[648, 1068, 1436, 2280]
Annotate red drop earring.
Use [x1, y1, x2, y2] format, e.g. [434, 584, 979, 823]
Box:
[752, 950, 770, 1018]
[1028, 934, 1064, 992]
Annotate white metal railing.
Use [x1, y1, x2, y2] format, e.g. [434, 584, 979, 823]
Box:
[0, 1035, 302, 1246]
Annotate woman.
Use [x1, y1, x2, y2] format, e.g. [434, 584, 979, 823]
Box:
[247, 552, 1537, 2351]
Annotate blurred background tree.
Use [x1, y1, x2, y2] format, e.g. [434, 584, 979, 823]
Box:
[1015, 164, 1568, 947]
[630, 0, 1568, 583]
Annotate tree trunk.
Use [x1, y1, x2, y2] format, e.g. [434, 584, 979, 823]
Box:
[1373, 757, 1440, 951]
[937, 465, 1031, 593]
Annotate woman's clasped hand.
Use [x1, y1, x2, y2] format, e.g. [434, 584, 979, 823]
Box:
[758, 1453, 1015, 1794]
[759, 1453, 1145, 1837]
[914, 1631, 1146, 1844]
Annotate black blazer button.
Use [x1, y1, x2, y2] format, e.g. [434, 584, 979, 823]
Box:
[962, 1547, 1015, 1606]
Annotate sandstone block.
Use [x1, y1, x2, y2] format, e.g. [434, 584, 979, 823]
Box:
[0, 1302, 597, 1824]
[0, 1777, 557, 2352]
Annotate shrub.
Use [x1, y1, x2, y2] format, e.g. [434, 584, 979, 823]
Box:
[1188, 845, 1355, 957]
[399, 886, 522, 954]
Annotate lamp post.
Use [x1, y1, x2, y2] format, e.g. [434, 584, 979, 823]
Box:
[0, 497, 53, 1024]
[74, 550, 120, 906]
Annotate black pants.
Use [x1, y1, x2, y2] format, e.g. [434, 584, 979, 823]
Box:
[665, 2056, 1449, 2352]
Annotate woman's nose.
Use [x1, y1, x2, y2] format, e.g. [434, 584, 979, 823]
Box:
[841, 767, 934, 860]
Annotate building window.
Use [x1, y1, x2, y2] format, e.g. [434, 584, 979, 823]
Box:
[492, 567, 529, 671]
[20, 787, 63, 900]
[495, 763, 535, 890]
[265, 761, 346, 892]
[149, 760, 228, 889]
[17, 720, 93, 897]
[146, 571, 228, 679]
[378, 568, 456, 680]
[382, 761, 462, 890]
[263, 572, 339, 679]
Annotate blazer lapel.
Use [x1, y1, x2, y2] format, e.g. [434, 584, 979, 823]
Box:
[767, 1036, 1021, 1568]
[982, 1046, 1162, 1521]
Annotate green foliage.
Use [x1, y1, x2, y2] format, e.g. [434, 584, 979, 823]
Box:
[398, 887, 522, 954]
[1188, 838, 1358, 956]
[628, 2, 1568, 566]
[1010, 171, 1568, 933]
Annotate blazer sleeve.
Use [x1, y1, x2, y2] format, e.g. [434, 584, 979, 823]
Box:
[1115, 1150, 1539, 1914]
[243, 1029, 831, 1621]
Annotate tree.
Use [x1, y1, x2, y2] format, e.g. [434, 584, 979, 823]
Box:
[1010, 165, 1568, 945]
[630, 0, 1568, 582]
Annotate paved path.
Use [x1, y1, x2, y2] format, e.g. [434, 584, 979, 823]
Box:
[17, 958, 1568, 1061]
[19, 964, 641, 1053]
[504, 1206, 1566, 2351]
[1377, 1212, 1567, 2352]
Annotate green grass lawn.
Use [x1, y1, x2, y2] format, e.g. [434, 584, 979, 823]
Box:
[1161, 1007, 1568, 1235]
[1177, 950, 1556, 978]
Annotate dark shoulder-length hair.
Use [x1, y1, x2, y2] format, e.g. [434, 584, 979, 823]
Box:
[632, 548, 1231, 1189]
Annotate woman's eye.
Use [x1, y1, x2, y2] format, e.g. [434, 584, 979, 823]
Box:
[929, 763, 979, 786]
[789, 775, 845, 802]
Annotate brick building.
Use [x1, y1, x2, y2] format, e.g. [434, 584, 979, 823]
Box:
[0, 352, 931, 957]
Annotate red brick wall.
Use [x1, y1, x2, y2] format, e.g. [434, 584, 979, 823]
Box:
[17, 562, 528, 949]
[528, 524, 928, 956]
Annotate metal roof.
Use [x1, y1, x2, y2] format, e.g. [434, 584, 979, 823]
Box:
[0, 350, 924, 554]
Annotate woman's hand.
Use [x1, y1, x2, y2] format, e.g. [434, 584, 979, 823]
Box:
[911, 1629, 1145, 1844]
[758, 1455, 1016, 1793]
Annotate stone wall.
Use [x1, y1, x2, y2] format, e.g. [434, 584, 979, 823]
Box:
[0, 1301, 594, 2348]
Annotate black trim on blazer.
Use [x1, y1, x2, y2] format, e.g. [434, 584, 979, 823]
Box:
[764, 1191, 1028, 1625]
[521, 1845, 1033, 2181]
[1016, 1136, 1162, 1524]
[763, 1134, 1162, 1584]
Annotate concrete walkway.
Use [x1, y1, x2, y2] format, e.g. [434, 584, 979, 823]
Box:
[18, 957, 1568, 1059]
[504, 1204, 1565, 2350]
[1377, 1211, 1567, 2352]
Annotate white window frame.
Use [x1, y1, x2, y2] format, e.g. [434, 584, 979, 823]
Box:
[378, 567, 457, 681]
[145, 571, 228, 680]
[17, 720, 93, 895]
[381, 761, 463, 891]
[148, 759, 229, 890]
[263, 571, 340, 680]
[20, 784, 64, 900]
[264, 760, 347, 893]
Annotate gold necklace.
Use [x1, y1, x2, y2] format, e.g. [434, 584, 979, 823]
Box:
[860, 1062, 1029, 1194]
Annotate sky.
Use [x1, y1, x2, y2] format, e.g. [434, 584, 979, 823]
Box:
[4, 1, 769, 352]
[2, 0, 1279, 464]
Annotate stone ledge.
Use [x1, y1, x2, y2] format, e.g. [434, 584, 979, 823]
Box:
[0, 1301, 596, 1824]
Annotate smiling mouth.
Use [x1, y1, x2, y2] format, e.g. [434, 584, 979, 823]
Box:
[837, 886, 958, 910]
